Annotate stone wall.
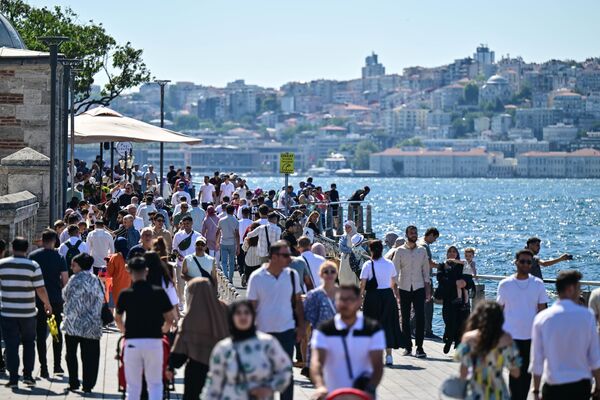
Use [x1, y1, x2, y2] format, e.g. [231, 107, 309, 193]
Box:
[0, 191, 39, 245]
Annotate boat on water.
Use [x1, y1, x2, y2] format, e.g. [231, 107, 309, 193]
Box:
[335, 168, 380, 177]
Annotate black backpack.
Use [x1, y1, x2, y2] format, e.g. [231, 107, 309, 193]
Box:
[64, 240, 82, 273]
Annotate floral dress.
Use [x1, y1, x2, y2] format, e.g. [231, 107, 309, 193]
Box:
[202, 332, 292, 400]
[304, 288, 336, 328]
[454, 341, 521, 400]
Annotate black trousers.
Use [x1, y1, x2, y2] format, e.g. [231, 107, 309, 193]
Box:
[509, 339, 532, 400]
[237, 244, 246, 275]
[399, 288, 425, 350]
[36, 302, 63, 370]
[65, 335, 100, 390]
[542, 379, 591, 400]
[183, 360, 209, 400]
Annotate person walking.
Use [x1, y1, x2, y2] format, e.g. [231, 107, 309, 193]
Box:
[115, 256, 177, 400]
[530, 270, 600, 400]
[201, 206, 221, 260]
[359, 239, 404, 366]
[86, 219, 114, 275]
[496, 249, 549, 400]
[62, 253, 105, 393]
[0, 237, 53, 387]
[418, 227, 439, 338]
[198, 175, 216, 209]
[245, 212, 282, 264]
[182, 237, 216, 284]
[144, 252, 181, 316]
[298, 236, 325, 288]
[338, 221, 361, 286]
[454, 300, 521, 400]
[247, 240, 305, 400]
[151, 214, 172, 253]
[168, 278, 229, 400]
[189, 199, 206, 234]
[29, 229, 68, 378]
[202, 299, 293, 400]
[310, 284, 385, 399]
[58, 224, 89, 270]
[106, 237, 131, 306]
[392, 225, 431, 358]
[525, 237, 572, 280]
[216, 204, 240, 282]
[173, 216, 202, 305]
[242, 221, 263, 285]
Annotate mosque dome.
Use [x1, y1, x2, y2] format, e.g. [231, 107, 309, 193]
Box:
[486, 74, 508, 85]
[0, 13, 26, 49]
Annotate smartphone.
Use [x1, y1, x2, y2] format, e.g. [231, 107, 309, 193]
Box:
[566, 254, 574, 260]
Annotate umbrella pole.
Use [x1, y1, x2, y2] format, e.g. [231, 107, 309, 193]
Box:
[110, 142, 114, 183]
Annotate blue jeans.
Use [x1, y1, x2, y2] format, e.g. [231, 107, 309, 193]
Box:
[1, 316, 36, 381]
[220, 244, 236, 282]
[270, 329, 296, 400]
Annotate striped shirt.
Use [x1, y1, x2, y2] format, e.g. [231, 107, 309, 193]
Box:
[0, 256, 45, 318]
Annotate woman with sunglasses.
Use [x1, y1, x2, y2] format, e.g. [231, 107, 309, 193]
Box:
[359, 239, 404, 366]
[303, 261, 339, 377]
[202, 300, 292, 400]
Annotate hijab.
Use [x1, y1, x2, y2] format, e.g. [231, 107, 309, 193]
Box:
[228, 299, 257, 342]
[171, 278, 229, 364]
[114, 237, 129, 259]
[344, 220, 357, 247]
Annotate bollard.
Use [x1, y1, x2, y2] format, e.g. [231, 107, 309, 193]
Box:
[473, 283, 485, 308]
[366, 204, 372, 234]
[336, 206, 344, 236]
[357, 205, 364, 233]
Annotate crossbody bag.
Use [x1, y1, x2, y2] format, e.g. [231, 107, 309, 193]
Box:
[340, 330, 375, 395]
[364, 260, 378, 291]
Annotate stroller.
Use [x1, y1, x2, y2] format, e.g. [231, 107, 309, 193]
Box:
[116, 335, 174, 399]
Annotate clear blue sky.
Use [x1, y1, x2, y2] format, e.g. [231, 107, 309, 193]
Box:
[28, 0, 600, 88]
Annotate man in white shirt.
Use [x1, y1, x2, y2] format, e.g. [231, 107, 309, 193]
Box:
[143, 164, 158, 186]
[392, 225, 430, 358]
[497, 249, 549, 400]
[311, 285, 385, 398]
[256, 204, 269, 225]
[58, 225, 89, 259]
[198, 176, 215, 209]
[530, 269, 600, 400]
[219, 175, 235, 202]
[247, 240, 305, 400]
[188, 199, 206, 233]
[85, 220, 114, 274]
[182, 237, 216, 284]
[172, 216, 203, 305]
[126, 204, 144, 231]
[297, 236, 325, 287]
[136, 195, 157, 227]
[171, 182, 191, 206]
[245, 212, 282, 263]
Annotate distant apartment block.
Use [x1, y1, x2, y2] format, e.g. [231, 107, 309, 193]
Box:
[517, 148, 600, 178]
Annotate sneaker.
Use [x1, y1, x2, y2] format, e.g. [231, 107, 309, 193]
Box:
[54, 366, 65, 376]
[385, 354, 393, 365]
[415, 348, 427, 359]
[4, 380, 17, 388]
[443, 342, 452, 354]
[23, 375, 36, 386]
[40, 367, 49, 379]
[402, 348, 412, 356]
[241, 274, 247, 287]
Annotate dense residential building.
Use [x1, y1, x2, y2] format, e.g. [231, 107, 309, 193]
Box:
[543, 123, 579, 148]
[362, 52, 385, 78]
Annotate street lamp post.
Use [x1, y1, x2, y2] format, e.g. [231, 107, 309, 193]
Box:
[40, 36, 69, 225]
[60, 59, 82, 196]
[154, 79, 170, 196]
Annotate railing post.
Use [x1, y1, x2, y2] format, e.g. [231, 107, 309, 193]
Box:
[357, 205, 364, 233]
[366, 204, 372, 234]
[336, 206, 344, 236]
[473, 283, 485, 308]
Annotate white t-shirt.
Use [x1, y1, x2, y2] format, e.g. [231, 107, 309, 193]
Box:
[172, 230, 203, 267]
[184, 253, 214, 278]
[171, 190, 192, 206]
[497, 274, 549, 340]
[219, 181, 235, 200]
[238, 218, 252, 244]
[312, 312, 386, 392]
[300, 251, 326, 287]
[199, 183, 215, 204]
[360, 258, 397, 289]
[163, 281, 179, 306]
[247, 266, 301, 333]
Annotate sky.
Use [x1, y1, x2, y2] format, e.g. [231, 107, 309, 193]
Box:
[27, 0, 600, 89]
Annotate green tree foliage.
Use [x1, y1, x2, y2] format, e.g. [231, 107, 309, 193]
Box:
[511, 85, 532, 104]
[463, 83, 479, 105]
[256, 93, 279, 114]
[397, 137, 423, 147]
[0, 0, 151, 112]
[353, 140, 380, 169]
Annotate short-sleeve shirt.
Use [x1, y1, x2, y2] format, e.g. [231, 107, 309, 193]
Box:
[360, 258, 397, 290]
[0, 256, 45, 317]
[199, 183, 215, 203]
[247, 266, 301, 333]
[116, 280, 173, 339]
[184, 253, 214, 279]
[530, 256, 543, 279]
[29, 248, 67, 305]
[217, 215, 239, 246]
[289, 257, 311, 293]
[496, 274, 549, 340]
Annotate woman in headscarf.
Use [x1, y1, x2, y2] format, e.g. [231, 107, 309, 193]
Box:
[201, 205, 220, 260]
[202, 300, 292, 400]
[338, 220, 360, 286]
[106, 237, 131, 306]
[168, 278, 229, 399]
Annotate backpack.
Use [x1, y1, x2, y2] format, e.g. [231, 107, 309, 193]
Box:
[64, 240, 82, 273]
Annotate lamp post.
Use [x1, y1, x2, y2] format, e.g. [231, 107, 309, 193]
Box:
[60, 59, 82, 196]
[40, 36, 69, 225]
[154, 79, 170, 196]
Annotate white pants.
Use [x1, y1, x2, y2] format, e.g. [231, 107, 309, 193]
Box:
[123, 338, 163, 400]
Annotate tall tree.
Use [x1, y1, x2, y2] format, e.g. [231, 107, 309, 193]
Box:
[0, 0, 151, 112]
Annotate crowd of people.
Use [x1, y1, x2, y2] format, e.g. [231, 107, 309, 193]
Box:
[0, 157, 598, 400]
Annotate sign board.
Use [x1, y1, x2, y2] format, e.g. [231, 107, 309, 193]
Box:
[279, 152, 295, 174]
[115, 142, 133, 157]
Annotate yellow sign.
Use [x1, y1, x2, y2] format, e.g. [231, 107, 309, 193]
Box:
[279, 152, 295, 174]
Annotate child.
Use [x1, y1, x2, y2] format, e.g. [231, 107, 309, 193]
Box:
[456, 247, 477, 304]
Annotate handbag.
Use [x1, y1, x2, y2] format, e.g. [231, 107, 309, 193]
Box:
[439, 376, 467, 399]
[97, 278, 114, 326]
[364, 261, 378, 291]
[348, 250, 362, 279]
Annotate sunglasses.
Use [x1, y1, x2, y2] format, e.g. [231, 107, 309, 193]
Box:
[322, 269, 337, 275]
[518, 259, 533, 265]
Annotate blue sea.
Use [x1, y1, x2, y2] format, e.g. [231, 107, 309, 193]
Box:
[246, 177, 600, 333]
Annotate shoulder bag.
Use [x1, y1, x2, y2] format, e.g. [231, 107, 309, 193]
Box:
[96, 278, 114, 326]
[301, 255, 316, 287]
[364, 260, 378, 291]
[340, 330, 375, 396]
[192, 256, 215, 286]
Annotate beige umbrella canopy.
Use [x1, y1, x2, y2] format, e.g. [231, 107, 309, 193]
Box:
[70, 106, 202, 144]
